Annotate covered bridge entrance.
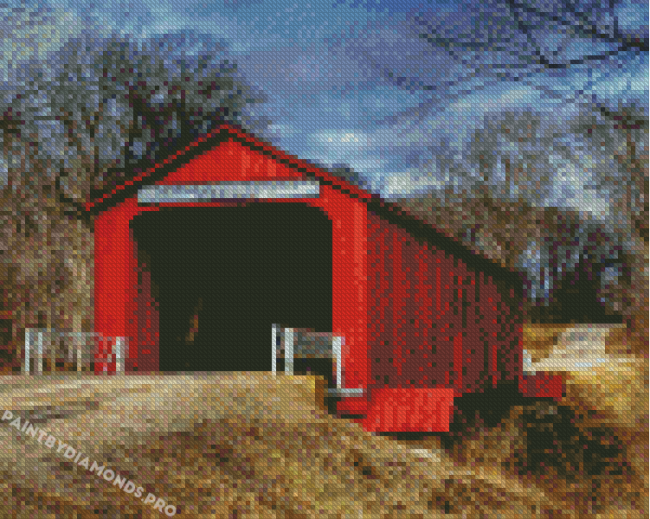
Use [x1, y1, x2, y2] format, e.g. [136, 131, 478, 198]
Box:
[130, 203, 332, 372]
[84, 124, 564, 434]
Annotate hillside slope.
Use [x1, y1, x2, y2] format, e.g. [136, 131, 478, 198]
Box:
[0, 339, 646, 519]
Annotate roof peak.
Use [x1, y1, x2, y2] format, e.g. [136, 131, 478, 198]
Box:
[85, 124, 373, 212]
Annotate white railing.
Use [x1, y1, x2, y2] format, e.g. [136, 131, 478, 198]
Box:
[522, 324, 628, 375]
[23, 328, 129, 375]
[271, 324, 364, 397]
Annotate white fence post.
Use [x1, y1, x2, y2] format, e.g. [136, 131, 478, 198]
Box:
[24, 328, 31, 374]
[36, 330, 44, 375]
[326, 336, 364, 396]
[332, 335, 342, 390]
[73, 332, 83, 372]
[21, 328, 129, 375]
[271, 324, 278, 373]
[115, 337, 124, 374]
[285, 327, 294, 375]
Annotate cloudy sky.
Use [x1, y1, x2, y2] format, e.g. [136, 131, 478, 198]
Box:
[4, 0, 648, 200]
[2, 0, 647, 308]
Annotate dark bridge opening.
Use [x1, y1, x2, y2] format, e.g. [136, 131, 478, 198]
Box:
[528, 260, 625, 325]
[131, 203, 333, 372]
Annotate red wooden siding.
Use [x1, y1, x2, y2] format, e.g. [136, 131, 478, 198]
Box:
[367, 212, 522, 397]
[132, 229, 161, 372]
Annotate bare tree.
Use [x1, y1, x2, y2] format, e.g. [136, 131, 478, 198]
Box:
[0, 7, 269, 369]
[0, 26, 268, 210]
[390, 102, 647, 337]
[368, 0, 648, 120]
[580, 103, 649, 348]
[346, 0, 648, 336]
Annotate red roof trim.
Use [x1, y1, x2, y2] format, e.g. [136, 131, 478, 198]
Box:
[85, 125, 373, 212]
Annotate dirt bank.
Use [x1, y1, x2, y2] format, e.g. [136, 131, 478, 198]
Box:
[0, 355, 646, 518]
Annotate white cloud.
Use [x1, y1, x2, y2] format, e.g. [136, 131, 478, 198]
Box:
[311, 130, 371, 146]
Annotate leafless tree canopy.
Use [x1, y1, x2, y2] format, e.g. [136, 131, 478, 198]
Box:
[0, 17, 268, 209]
[352, 0, 649, 331]
[0, 7, 269, 365]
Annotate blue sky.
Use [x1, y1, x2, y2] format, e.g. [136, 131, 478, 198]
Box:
[5, 0, 649, 201]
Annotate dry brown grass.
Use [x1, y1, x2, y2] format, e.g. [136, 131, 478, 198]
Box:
[0, 326, 647, 519]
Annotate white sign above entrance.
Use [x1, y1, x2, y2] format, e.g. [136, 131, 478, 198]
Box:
[137, 181, 320, 204]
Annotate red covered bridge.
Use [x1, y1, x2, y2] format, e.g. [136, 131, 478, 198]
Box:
[84, 124, 563, 433]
